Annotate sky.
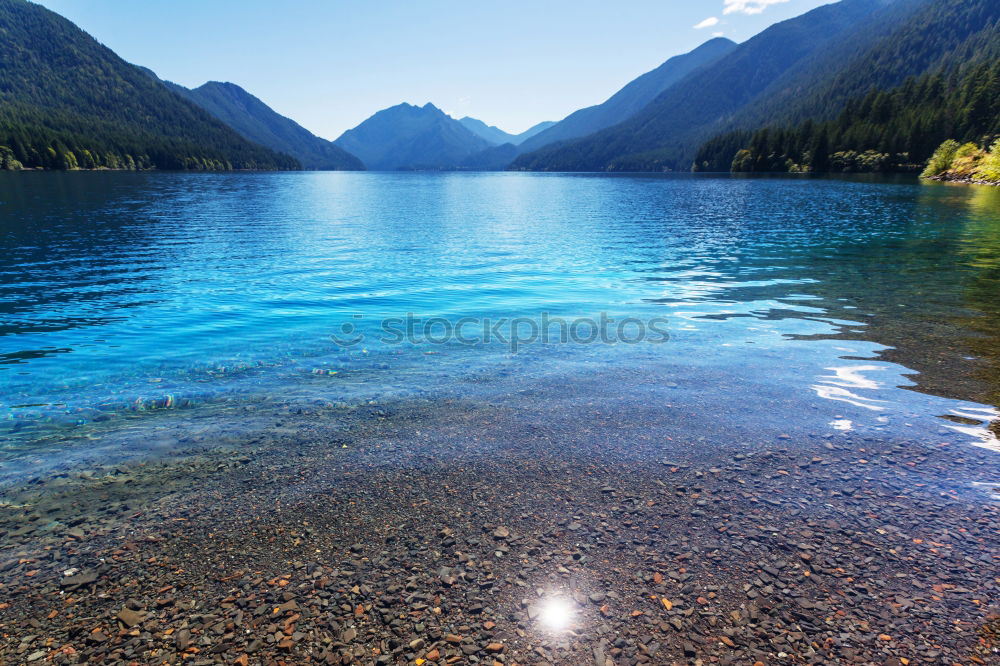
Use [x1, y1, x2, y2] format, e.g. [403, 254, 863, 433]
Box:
[33, 0, 834, 140]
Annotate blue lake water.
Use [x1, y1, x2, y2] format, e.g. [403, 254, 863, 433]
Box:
[1, 171, 999, 482]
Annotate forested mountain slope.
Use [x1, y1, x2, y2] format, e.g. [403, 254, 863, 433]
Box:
[0, 0, 297, 170]
[171, 81, 363, 170]
[511, 0, 909, 172]
[694, 0, 1000, 172]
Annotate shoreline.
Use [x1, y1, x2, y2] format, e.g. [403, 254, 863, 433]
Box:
[1, 393, 998, 665]
[926, 174, 1000, 187]
[3, 167, 307, 173]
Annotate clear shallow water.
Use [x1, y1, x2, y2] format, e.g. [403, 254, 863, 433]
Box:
[1, 171, 999, 480]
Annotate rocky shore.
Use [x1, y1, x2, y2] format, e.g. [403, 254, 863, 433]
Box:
[926, 175, 1000, 187]
[1, 396, 998, 666]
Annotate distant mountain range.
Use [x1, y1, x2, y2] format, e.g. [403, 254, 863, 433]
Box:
[167, 81, 364, 171]
[330, 106, 557, 171]
[1, 0, 997, 174]
[459, 37, 737, 171]
[457, 117, 555, 146]
[515, 37, 737, 156]
[333, 103, 495, 171]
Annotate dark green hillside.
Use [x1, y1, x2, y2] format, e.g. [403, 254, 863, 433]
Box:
[748, 0, 1000, 129]
[694, 0, 1000, 173]
[0, 0, 297, 170]
[695, 59, 1000, 173]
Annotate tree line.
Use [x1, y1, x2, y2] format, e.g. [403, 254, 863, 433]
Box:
[0, 104, 299, 171]
[693, 58, 1000, 174]
[0, 0, 299, 171]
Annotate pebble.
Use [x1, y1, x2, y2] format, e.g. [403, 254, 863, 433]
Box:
[0, 412, 996, 666]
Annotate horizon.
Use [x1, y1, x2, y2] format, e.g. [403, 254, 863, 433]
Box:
[30, 0, 833, 140]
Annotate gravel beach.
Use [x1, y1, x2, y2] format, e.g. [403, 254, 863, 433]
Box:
[1, 381, 998, 666]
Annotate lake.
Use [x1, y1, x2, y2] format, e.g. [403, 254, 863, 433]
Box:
[1, 171, 999, 483]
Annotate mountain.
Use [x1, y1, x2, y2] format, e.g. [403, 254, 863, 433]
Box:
[458, 142, 521, 170]
[165, 81, 363, 170]
[458, 117, 557, 146]
[458, 38, 736, 171]
[512, 0, 906, 172]
[334, 103, 493, 170]
[458, 117, 516, 145]
[731, 0, 979, 131]
[454, 118, 558, 169]
[516, 121, 558, 144]
[515, 37, 737, 156]
[694, 0, 1000, 173]
[0, 0, 297, 170]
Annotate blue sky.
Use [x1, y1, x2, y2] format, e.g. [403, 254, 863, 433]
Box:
[34, 0, 833, 140]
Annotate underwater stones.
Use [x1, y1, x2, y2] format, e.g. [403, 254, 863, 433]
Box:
[0, 419, 996, 665]
[116, 607, 145, 628]
[59, 568, 99, 589]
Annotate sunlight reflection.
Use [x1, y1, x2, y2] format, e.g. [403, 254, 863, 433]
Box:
[823, 365, 883, 389]
[538, 597, 574, 632]
[943, 407, 1000, 452]
[813, 364, 889, 410]
[812, 384, 887, 410]
[942, 423, 1000, 452]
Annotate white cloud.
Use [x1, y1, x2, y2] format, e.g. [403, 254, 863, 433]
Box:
[693, 16, 720, 29]
[723, 0, 791, 15]
[712, 31, 725, 37]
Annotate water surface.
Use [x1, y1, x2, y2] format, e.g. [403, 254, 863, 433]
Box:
[1, 172, 999, 482]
